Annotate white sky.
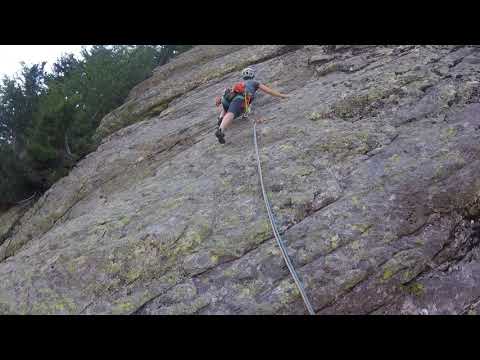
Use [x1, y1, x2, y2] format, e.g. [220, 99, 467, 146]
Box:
[0, 45, 91, 79]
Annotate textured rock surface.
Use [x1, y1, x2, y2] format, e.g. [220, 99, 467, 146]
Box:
[1, 45, 480, 314]
[0, 205, 28, 247]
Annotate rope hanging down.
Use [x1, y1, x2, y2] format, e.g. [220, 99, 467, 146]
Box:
[250, 112, 315, 315]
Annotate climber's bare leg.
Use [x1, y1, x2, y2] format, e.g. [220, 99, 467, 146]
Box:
[219, 112, 235, 131]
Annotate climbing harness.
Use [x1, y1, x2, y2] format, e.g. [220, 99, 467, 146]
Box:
[251, 114, 315, 315]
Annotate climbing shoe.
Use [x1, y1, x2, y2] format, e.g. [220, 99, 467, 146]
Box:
[215, 127, 225, 144]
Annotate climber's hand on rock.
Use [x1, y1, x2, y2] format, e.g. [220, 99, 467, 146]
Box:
[215, 96, 221, 107]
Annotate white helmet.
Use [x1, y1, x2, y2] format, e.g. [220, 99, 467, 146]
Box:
[241, 67, 256, 79]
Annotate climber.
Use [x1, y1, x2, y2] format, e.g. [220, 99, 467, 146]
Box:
[214, 67, 289, 144]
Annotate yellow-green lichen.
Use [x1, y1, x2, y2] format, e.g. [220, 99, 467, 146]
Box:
[297, 166, 314, 177]
[141, 102, 168, 119]
[332, 94, 370, 119]
[67, 262, 76, 274]
[126, 268, 142, 282]
[119, 216, 131, 226]
[107, 261, 122, 274]
[308, 112, 326, 121]
[112, 301, 136, 314]
[54, 298, 77, 313]
[402, 269, 412, 282]
[0, 301, 12, 314]
[351, 196, 360, 206]
[380, 257, 408, 283]
[223, 213, 242, 227]
[390, 154, 401, 163]
[278, 281, 301, 306]
[403, 282, 425, 297]
[171, 220, 211, 256]
[383, 232, 396, 243]
[444, 127, 457, 139]
[356, 131, 371, 143]
[329, 234, 340, 250]
[341, 270, 367, 291]
[351, 223, 372, 235]
[257, 219, 273, 239]
[414, 238, 425, 246]
[241, 218, 272, 251]
[197, 222, 212, 239]
[434, 165, 448, 180]
[160, 197, 184, 211]
[31, 297, 77, 314]
[279, 143, 295, 152]
[239, 287, 252, 298]
[382, 268, 395, 281]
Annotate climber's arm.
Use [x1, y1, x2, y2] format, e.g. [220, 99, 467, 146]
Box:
[259, 84, 288, 98]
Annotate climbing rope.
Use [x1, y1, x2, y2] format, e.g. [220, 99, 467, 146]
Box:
[251, 116, 315, 315]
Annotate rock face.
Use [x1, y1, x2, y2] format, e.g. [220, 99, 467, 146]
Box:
[0, 205, 29, 248]
[1, 45, 480, 314]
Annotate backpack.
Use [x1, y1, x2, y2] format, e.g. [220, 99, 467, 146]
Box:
[222, 81, 253, 105]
